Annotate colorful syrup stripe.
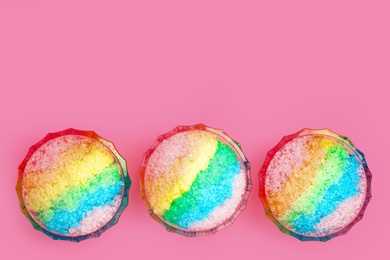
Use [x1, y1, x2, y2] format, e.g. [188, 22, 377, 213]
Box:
[265, 135, 366, 236]
[144, 131, 246, 231]
[22, 135, 124, 236]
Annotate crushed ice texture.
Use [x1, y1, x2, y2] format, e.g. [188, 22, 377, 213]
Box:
[144, 131, 246, 231]
[265, 136, 366, 236]
[22, 135, 124, 236]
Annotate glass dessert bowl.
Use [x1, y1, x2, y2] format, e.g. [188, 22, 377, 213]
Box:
[16, 129, 131, 242]
[259, 129, 372, 241]
[139, 124, 252, 237]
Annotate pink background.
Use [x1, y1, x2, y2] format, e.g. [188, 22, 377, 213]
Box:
[0, 0, 389, 259]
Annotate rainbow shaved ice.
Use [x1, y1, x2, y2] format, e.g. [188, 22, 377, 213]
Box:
[16, 129, 131, 242]
[140, 124, 251, 236]
[259, 129, 372, 241]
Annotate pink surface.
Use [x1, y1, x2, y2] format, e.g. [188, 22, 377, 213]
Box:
[0, 0, 388, 259]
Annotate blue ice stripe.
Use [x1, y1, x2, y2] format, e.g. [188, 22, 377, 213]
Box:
[45, 182, 123, 234]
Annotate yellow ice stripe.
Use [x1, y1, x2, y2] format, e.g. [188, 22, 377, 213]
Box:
[145, 131, 218, 216]
[23, 141, 114, 212]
